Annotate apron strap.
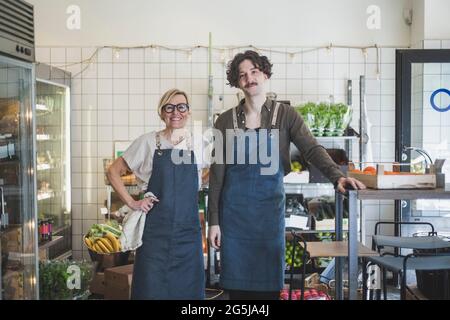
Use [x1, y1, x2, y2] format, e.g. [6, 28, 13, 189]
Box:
[232, 106, 239, 131]
[185, 133, 192, 152]
[233, 102, 280, 131]
[156, 131, 192, 152]
[156, 132, 162, 149]
[271, 102, 280, 129]
[155, 132, 163, 155]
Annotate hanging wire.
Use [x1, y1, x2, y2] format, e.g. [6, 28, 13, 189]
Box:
[375, 44, 381, 80]
[205, 288, 224, 300]
[53, 42, 407, 78]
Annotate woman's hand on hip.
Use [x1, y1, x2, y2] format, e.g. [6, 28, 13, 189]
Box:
[128, 196, 159, 213]
[208, 225, 221, 250]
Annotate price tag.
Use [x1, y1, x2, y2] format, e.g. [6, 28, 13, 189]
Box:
[285, 215, 309, 230]
[100, 207, 109, 215]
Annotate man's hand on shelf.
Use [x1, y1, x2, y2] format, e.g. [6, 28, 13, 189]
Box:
[335, 176, 366, 193]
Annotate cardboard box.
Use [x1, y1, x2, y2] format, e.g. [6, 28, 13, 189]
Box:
[104, 264, 134, 300]
[89, 272, 106, 296]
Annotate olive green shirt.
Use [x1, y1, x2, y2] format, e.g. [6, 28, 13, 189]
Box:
[208, 98, 345, 226]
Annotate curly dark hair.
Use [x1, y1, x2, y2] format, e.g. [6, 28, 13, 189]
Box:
[226, 50, 273, 88]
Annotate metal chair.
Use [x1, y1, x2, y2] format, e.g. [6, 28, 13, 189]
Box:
[363, 221, 450, 300]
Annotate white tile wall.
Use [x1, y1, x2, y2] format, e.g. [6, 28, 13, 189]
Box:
[37, 45, 405, 255]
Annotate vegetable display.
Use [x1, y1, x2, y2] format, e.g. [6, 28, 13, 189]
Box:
[295, 102, 352, 137]
[84, 220, 122, 254]
[39, 260, 94, 300]
[285, 240, 304, 269]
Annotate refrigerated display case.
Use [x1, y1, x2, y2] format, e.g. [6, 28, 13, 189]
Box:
[35, 63, 71, 261]
[0, 54, 38, 300]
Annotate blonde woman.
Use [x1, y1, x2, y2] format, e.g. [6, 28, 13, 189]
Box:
[107, 89, 205, 300]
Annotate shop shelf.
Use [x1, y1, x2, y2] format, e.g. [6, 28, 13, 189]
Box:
[38, 235, 63, 250]
[37, 163, 53, 171]
[315, 136, 359, 142]
[37, 190, 55, 201]
[36, 134, 51, 141]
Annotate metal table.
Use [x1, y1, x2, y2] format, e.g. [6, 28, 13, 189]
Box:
[335, 184, 450, 300]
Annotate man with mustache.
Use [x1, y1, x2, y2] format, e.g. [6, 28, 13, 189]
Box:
[208, 50, 365, 300]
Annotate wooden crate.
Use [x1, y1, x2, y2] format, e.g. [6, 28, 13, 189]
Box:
[348, 164, 436, 189]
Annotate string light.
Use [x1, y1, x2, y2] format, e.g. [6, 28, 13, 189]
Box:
[114, 48, 121, 59]
[289, 52, 295, 63]
[362, 48, 368, 58]
[375, 44, 381, 81]
[53, 43, 401, 79]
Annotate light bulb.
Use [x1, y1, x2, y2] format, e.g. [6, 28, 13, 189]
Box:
[114, 48, 121, 59]
[289, 53, 295, 64]
[362, 48, 368, 58]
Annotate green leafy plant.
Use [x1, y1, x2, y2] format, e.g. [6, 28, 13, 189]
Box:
[39, 260, 94, 300]
[330, 103, 352, 132]
[315, 102, 331, 129]
[86, 220, 122, 242]
[295, 102, 316, 128]
[295, 102, 352, 136]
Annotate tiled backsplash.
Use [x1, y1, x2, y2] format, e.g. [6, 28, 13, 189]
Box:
[35, 44, 422, 259]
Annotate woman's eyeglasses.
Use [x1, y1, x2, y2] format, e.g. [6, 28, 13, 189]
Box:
[162, 103, 189, 113]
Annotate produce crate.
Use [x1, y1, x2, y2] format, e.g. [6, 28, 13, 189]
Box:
[347, 163, 436, 189]
[281, 273, 332, 300]
[89, 272, 106, 296]
[280, 285, 331, 300]
[104, 264, 134, 300]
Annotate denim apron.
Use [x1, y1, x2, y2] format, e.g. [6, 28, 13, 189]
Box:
[220, 103, 285, 291]
[131, 132, 205, 299]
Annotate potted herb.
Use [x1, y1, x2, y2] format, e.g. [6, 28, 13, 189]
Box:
[295, 102, 352, 137]
[295, 102, 317, 133]
[39, 260, 95, 300]
[330, 103, 352, 136]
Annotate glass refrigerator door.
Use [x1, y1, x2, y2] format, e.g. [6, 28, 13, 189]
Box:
[0, 55, 38, 300]
[396, 49, 450, 237]
[35, 79, 71, 259]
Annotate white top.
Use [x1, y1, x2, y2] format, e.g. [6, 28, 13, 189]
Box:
[122, 131, 208, 191]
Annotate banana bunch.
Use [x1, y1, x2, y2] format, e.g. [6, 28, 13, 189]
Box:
[84, 232, 121, 254]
